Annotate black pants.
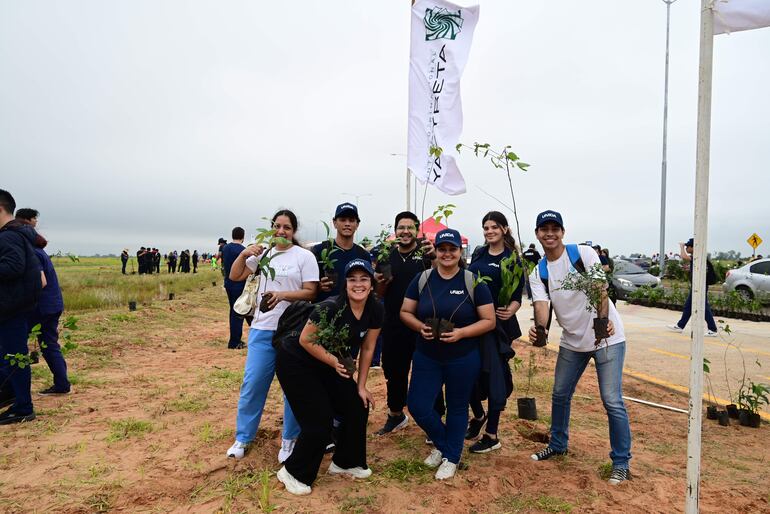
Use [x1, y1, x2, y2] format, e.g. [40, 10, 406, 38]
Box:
[121, 260, 127, 274]
[276, 347, 368, 486]
[225, 285, 246, 347]
[382, 321, 445, 415]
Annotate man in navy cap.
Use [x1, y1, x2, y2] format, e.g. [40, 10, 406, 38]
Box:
[667, 238, 718, 336]
[312, 203, 370, 302]
[527, 210, 632, 486]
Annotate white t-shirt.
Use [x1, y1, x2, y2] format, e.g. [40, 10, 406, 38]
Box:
[245, 245, 319, 331]
[530, 244, 625, 352]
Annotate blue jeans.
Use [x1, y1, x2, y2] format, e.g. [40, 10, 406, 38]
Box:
[677, 290, 718, 332]
[29, 311, 70, 392]
[407, 348, 480, 464]
[225, 284, 247, 347]
[550, 342, 631, 469]
[0, 316, 33, 415]
[235, 329, 300, 443]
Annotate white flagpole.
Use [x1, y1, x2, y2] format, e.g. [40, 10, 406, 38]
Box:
[686, 1, 714, 512]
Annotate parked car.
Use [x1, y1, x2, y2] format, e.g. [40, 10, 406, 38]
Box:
[611, 260, 661, 300]
[723, 258, 770, 300]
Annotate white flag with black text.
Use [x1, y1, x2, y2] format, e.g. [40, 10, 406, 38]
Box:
[407, 0, 479, 195]
[714, 0, 770, 34]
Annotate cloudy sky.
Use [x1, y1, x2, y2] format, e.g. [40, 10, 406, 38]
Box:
[1, 1, 768, 257]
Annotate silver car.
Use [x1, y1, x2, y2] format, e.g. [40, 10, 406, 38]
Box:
[724, 258, 770, 300]
[611, 260, 661, 300]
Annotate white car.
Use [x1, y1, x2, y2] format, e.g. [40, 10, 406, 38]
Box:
[723, 258, 770, 300]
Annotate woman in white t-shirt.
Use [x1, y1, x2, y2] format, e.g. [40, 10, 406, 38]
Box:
[225, 210, 320, 463]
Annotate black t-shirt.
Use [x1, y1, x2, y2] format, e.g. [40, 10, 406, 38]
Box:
[382, 246, 433, 324]
[311, 241, 371, 301]
[522, 248, 541, 265]
[468, 246, 523, 341]
[283, 296, 384, 367]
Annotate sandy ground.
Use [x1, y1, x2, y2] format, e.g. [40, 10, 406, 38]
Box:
[1, 286, 768, 513]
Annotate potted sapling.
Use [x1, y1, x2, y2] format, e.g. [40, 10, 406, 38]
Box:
[249, 220, 289, 313]
[558, 263, 611, 347]
[498, 253, 525, 311]
[517, 350, 539, 420]
[737, 380, 768, 428]
[310, 304, 355, 376]
[319, 221, 340, 287]
[373, 225, 395, 281]
[703, 358, 720, 421]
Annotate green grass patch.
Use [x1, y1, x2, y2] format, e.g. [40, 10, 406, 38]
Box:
[196, 422, 230, 444]
[107, 418, 153, 442]
[206, 368, 244, 390]
[68, 371, 107, 388]
[380, 458, 431, 482]
[166, 394, 209, 413]
[496, 493, 574, 513]
[597, 462, 613, 480]
[340, 494, 376, 513]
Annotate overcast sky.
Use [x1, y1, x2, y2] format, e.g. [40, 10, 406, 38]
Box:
[1, 1, 768, 257]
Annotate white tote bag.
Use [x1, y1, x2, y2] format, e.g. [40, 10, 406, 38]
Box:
[234, 273, 260, 317]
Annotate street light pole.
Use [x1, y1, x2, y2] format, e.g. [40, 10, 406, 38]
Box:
[659, 0, 678, 278]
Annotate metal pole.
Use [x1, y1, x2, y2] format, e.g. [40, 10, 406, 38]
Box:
[406, 168, 411, 211]
[686, 1, 714, 512]
[659, 0, 677, 278]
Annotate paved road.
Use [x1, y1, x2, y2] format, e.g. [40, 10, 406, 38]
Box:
[515, 300, 770, 418]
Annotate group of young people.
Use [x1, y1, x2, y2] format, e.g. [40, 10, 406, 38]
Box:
[221, 202, 633, 495]
[0, 193, 72, 426]
[120, 248, 199, 275]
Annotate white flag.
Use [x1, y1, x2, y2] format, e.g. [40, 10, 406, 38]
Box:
[714, 0, 770, 34]
[407, 0, 479, 195]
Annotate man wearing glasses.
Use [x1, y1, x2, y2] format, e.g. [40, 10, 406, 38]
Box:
[374, 211, 437, 435]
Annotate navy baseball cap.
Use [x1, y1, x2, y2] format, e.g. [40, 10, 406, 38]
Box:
[334, 203, 360, 221]
[345, 258, 374, 278]
[435, 228, 462, 248]
[685, 238, 694, 247]
[535, 210, 564, 229]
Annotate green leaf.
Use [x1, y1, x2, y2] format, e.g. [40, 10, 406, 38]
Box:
[506, 152, 519, 161]
[455, 143, 462, 152]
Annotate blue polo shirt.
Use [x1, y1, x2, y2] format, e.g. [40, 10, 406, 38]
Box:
[34, 248, 64, 315]
[404, 269, 493, 360]
[222, 242, 246, 289]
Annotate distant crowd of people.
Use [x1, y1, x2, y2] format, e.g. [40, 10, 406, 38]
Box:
[119, 248, 207, 275]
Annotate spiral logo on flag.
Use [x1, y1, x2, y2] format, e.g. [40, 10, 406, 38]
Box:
[423, 7, 463, 41]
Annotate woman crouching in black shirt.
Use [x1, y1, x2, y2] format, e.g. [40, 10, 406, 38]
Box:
[276, 258, 384, 495]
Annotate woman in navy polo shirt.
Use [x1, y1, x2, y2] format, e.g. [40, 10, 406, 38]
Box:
[466, 211, 524, 453]
[275, 259, 383, 495]
[400, 228, 495, 480]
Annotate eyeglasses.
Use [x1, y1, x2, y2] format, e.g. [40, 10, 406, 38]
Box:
[396, 225, 417, 232]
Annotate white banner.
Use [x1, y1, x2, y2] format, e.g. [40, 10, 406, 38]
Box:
[714, 0, 770, 34]
[407, 0, 479, 195]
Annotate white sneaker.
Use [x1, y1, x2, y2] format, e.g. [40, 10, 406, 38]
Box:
[705, 330, 718, 337]
[226, 440, 248, 460]
[667, 324, 683, 333]
[277, 466, 311, 496]
[434, 458, 457, 480]
[278, 438, 296, 464]
[424, 448, 443, 468]
[327, 461, 372, 479]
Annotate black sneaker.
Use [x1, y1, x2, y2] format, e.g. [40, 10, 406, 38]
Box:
[608, 467, 630, 485]
[39, 386, 70, 396]
[324, 442, 335, 454]
[530, 446, 567, 461]
[465, 414, 487, 440]
[0, 409, 36, 425]
[469, 434, 502, 454]
[228, 342, 245, 350]
[376, 413, 409, 435]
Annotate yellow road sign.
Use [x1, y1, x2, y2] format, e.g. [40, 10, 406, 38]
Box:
[747, 233, 763, 249]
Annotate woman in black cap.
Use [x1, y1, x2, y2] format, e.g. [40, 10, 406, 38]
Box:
[275, 258, 384, 495]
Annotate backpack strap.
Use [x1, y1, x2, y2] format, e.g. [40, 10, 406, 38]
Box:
[565, 244, 585, 273]
[538, 244, 585, 332]
[417, 268, 475, 304]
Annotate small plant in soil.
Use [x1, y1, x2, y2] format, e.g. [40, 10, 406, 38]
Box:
[319, 221, 340, 284]
[517, 350, 539, 421]
[374, 225, 395, 280]
[310, 305, 355, 376]
[558, 263, 610, 346]
[703, 358, 719, 420]
[27, 322, 42, 364]
[737, 377, 768, 428]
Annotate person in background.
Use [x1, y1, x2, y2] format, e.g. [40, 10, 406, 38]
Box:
[0, 189, 44, 424]
[465, 211, 523, 454]
[121, 249, 129, 275]
[192, 250, 199, 273]
[667, 238, 718, 337]
[15, 213, 70, 395]
[400, 229, 496, 480]
[521, 243, 541, 300]
[221, 228, 247, 349]
[276, 259, 383, 495]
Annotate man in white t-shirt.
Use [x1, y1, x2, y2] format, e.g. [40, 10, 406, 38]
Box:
[527, 210, 631, 486]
